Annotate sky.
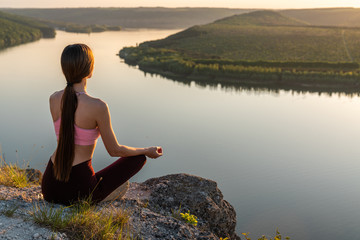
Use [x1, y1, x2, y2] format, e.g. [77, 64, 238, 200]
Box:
[1, 0, 360, 9]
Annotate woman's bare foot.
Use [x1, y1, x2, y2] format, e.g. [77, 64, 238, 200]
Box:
[101, 181, 129, 202]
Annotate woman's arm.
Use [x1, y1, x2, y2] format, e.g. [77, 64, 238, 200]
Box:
[95, 100, 162, 159]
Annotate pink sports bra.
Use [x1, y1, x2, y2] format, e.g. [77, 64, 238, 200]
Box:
[54, 118, 100, 146]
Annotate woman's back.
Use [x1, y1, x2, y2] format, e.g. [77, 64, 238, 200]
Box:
[50, 89, 104, 166]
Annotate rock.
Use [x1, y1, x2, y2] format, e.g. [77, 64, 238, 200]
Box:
[33, 233, 40, 238]
[142, 174, 239, 240]
[25, 169, 42, 184]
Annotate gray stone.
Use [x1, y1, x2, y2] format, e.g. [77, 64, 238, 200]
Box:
[143, 173, 239, 240]
[25, 169, 42, 184]
[33, 233, 40, 238]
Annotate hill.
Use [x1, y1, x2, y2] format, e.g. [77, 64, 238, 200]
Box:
[139, 10, 360, 62]
[281, 8, 360, 27]
[0, 11, 55, 50]
[0, 11, 55, 38]
[119, 10, 360, 92]
[214, 10, 308, 26]
[0, 7, 251, 29]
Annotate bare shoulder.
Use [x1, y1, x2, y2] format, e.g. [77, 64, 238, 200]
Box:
[49, 90, 64, 120]
[84, 95, 108, 113]
[49, 90, 64, 103]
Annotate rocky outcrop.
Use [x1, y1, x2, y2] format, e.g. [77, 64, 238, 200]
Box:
[121, 173, 240, 239]
[0, 173, 240, 240]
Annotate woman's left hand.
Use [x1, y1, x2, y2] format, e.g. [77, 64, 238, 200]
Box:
[145, 146, 163, 159]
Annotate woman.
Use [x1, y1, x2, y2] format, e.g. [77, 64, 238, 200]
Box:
[41, 43, 162, 205]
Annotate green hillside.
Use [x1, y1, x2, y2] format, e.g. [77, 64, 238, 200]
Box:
[0, 11, 52, 49]
[0, 10, 56, 50]
[214, 10, 308, 26]
[1, 7, 251, 29]
[281, 8, 360, 27]
[0, 18, 41, 49]
[120, 10, 360, 92]
[0, 11, 55, 38]
[140, 10, 360, 62]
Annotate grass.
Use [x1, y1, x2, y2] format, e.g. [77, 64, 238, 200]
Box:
[0, 150, 32, 188]
[0, 145, 42, 188]
[1, 203, 19, 217]
[30, 199, 134, 240]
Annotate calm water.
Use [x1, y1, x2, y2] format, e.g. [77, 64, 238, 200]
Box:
[1, 30, 360, 239]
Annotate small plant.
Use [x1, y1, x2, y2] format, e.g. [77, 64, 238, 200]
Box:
[1, 203, 19, 217]
[142, 200, 149, 208]
[171, 205, 198, 227]
[171, 206, 182, 220]
[180, 210, 198, 227]
[242, 229, 290, 240]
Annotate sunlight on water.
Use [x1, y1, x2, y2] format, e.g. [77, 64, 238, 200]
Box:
[1, 30, 360, 240]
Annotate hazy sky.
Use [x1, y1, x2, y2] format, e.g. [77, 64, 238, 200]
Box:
[1, 0, 360, 9]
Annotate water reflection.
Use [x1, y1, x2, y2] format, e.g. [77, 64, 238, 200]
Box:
[140, 68, 360, 97]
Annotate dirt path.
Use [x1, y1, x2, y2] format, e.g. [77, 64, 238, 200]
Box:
[342, 30, 353, 62]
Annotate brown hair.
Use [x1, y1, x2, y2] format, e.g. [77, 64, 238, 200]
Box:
[53, 44, 94, 182]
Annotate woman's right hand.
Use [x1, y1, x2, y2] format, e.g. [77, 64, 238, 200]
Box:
[146, 146, 163, 159]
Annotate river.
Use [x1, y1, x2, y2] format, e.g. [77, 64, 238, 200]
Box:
[1, 30, 360, 240]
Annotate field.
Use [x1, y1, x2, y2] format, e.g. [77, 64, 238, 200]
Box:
[282, 8, 360, 27]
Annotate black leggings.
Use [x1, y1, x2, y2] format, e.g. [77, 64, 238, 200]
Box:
[41, 155, 146, 205]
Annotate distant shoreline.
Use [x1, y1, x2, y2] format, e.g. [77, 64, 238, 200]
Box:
[139, 65, 360, 94]
[119, 46, 360, 94]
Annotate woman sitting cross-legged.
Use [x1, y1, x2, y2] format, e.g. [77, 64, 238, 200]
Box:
[41, 43, 163, 205]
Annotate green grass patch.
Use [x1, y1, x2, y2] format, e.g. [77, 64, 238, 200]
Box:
[30, 199, 134, 240]
[0, 155, 32, 188]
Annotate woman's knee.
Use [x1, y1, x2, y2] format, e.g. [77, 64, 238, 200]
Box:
[122, 154, 146, 164]
[130, 154, 147, 168]
[134, 154, 146, 162]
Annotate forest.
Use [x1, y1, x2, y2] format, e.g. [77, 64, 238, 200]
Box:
[0, 11, 55, 49]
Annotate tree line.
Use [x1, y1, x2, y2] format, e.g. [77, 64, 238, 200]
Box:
[119, 46, 360, 84]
